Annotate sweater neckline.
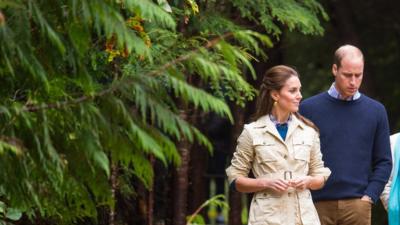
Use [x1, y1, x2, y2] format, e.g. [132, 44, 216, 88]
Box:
[323, 91, 364, 104]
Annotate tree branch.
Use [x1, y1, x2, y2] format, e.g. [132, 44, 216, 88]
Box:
[6, 32, 233, 114]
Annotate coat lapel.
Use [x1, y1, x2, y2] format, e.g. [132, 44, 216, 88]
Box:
[286, 115, 304, 141]
[254, 115, 284, 144]
[254, 114, 305, 145]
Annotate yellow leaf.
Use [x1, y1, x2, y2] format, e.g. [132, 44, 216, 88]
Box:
[186, 0, 199, 14]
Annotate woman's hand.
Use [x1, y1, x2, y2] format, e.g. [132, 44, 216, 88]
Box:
[258, 178, 290, 193]
[235, 177, 290, 193]
[289, 176, 312, 190]
[234, 175, 324, 193]
[289, 175, 325, 190]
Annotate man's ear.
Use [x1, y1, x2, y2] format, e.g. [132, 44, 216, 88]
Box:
[332, 64, 338, 77]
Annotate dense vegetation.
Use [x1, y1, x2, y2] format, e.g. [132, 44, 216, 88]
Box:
[5, 1, 397, 225]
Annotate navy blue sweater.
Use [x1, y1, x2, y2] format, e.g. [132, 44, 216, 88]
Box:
[300, 92, 392, 202]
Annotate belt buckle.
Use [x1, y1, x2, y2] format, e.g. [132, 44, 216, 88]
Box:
[284, 170, 294, 193]
[284, 170, 292, 180]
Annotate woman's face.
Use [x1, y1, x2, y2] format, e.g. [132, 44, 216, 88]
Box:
[273, 76, 302, 114]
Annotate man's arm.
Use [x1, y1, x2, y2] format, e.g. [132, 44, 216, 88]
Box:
[364, 107, 392, 203]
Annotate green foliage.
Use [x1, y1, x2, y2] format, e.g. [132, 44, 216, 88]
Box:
[186, 194, 228, 225]
[0, 201, 22, 224]
[0, 0, 327, 224]
[232, 0, 328, 37]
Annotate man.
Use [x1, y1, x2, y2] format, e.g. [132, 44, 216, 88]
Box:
[299, 44, 392, 225]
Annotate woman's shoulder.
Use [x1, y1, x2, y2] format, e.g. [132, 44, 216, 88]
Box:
[244, 115, 269, 129]
[293, 115, 318, 134]
[298, 123, 318, 139]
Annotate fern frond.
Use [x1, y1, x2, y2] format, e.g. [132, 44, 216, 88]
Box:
[29, 2, 66, 55]
[123, 0, 176, 29]
[164, 75, 233, 121]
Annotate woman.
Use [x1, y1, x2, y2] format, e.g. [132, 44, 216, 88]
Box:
[380, 132, 400, 225]
[226, 65, 331, 225]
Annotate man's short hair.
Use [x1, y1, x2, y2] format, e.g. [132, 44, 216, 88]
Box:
[333, 45, 364, 68]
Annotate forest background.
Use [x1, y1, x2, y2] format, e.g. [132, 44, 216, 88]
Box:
[0, 0, 399, 225]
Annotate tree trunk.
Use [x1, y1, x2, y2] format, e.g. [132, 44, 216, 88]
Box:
[327, 0, 375, 96]
[148, 155, 155, 225]
[109, 163, 118, 225]
[187, 109, 208, 218]
[228, 105, 245, 225]
[188, 143, 208, 216]
[172, 110, 191, 225]
[328, 0, 359, 45]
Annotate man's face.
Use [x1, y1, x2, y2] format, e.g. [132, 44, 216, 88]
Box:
[332, 56, 364, 99]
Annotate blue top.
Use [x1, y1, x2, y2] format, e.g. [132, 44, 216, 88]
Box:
[276, 123, 288, 140]
[299, 92, 392, 202]
[269, 114, 291, 141]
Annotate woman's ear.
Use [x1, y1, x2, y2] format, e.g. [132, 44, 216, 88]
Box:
[270, 90, 279, 102]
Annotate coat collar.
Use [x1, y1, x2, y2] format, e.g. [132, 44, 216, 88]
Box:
[253, 114, 305, 142]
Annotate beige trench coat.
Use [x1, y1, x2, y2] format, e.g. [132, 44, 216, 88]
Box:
[226, 115, 331, 225]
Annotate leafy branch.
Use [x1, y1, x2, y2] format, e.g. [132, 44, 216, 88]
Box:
[186, 194, 228, 225]
[5, 33, 234, 114]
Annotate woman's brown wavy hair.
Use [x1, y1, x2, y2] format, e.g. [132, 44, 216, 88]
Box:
[252, 65, 319, 132]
